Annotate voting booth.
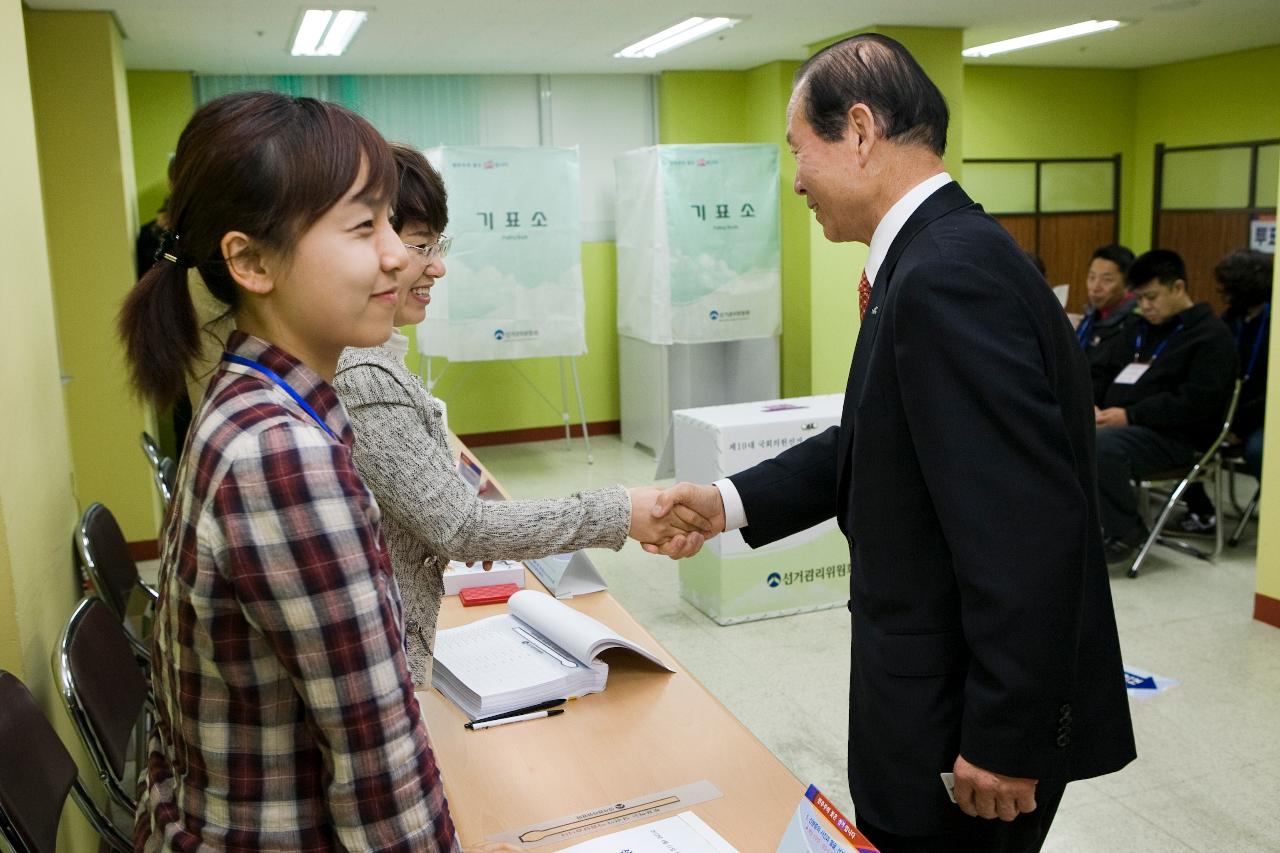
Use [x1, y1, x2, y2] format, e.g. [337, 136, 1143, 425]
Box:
[421, 146, 585, 362]
[615, 144, 782, 456]
[673, 395, 850, 625]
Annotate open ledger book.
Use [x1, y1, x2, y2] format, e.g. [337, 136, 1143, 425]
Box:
[432, 590, 675, 720]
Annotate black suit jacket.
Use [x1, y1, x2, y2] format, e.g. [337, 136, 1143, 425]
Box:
[730, 182, 1135, 834]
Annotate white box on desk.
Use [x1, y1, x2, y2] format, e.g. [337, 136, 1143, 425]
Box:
[673, 395, 851, 625]
[441, 560, 526, 596]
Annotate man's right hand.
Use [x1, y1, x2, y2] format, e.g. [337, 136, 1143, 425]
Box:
[642, 482, 726, 559]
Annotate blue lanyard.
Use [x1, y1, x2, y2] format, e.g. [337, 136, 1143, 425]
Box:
[1133, 321, 1184, 364]
[1236, 303, 1270, 382]
[1076, 312, 1095, 348]
[222, 352, 338, 440]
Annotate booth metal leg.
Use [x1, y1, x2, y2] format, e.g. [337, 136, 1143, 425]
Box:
[570, 356, 593, 465]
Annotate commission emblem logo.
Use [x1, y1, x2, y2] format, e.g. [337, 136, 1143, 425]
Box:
[709, 309, 719, 321]
[767, 572, 781, 588]
[493, 329, 505, 340]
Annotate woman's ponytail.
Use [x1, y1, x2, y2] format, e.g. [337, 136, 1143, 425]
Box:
[118, 246, 199, 406]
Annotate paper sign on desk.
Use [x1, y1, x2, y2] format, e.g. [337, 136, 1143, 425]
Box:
[524, 551, 607, 598]
[487, 780, 724, 848]
[555, 811, 738, 852]
[776, 785, 880, 853]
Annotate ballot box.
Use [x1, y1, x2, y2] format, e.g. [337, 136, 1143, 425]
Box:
[673, 395, 850, 625]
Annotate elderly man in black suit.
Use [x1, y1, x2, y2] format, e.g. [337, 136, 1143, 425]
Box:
[649, 34, 1136, 853]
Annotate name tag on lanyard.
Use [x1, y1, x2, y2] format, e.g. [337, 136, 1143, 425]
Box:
[1113, 361, 1151, 385]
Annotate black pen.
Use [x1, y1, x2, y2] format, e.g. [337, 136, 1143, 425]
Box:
[467, 698, 566, 725]
[466, 709, 564, 730]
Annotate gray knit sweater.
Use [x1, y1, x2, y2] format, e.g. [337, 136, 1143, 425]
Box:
[333, 336, 630, 684]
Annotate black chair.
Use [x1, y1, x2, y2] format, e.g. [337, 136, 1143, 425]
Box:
[56, 598, 152, 819]
[75, 502, 158, 658]
[0, 670, 131, 852]
[1130, 380, 1242, 578]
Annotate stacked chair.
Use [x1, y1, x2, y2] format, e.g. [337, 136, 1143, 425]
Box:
[0, 433, 174, 851]
[0, 670, 131, 852]
[75, 502, 157, 661]
[56, 598, 153, 821]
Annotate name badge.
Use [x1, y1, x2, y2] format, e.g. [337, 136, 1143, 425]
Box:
[1114, 362, 1150, 385]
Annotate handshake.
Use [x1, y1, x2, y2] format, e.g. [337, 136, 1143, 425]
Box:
[626, 483, 727, 559]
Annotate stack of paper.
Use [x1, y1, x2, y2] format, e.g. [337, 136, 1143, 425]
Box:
[432, 590, 673, 720]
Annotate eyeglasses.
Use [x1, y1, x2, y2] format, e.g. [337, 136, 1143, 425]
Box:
[403, 235, 452, 262]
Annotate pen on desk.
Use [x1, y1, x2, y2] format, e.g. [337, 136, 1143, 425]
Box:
[469, 698, 566, 724]
[465, 709, 564, 730]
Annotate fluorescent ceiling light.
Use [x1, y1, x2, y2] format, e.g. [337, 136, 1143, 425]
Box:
[291, 9, 368, 56]
[614, 16, 742, 59]
[962, 20, 1123, 58]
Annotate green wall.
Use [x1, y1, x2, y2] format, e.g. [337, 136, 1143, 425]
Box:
[964, 65, 1136, 237]
[964, 65, 1136, 159]
[27, 10, 157, 545]
[1258, 163, 1280, 610]
[128, 70, 194, 226]
[1129, 44, 1280, 250]
[658, 71, 748, 142]
[6, 5, 105, 849]
[964, 47, 1280, 254]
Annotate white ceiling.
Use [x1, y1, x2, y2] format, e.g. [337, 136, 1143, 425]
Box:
[25, 0, 1280, 74]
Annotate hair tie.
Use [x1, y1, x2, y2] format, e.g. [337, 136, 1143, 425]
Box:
[154, 230, 194, 268]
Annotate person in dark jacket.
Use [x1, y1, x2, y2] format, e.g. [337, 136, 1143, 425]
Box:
[1092, 249, 1238, 562]
[1174, 249, 1272, 534]
[1077, 244, 1138, 362]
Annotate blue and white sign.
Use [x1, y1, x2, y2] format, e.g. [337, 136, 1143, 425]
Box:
[1249, 216, 1275, 254]
[615, 144, 781, 344]
[420, 146, 586, 362]
[1123, 664, 1179, 700]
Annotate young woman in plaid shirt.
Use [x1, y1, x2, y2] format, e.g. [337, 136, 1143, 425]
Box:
[119, 92, 513, 852]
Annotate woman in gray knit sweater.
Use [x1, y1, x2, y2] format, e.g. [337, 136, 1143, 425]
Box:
[334, 145, 706, 684]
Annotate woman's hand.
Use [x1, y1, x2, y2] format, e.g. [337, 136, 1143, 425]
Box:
[627, 485, 715, 553]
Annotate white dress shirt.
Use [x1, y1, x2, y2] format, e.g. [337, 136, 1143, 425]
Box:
[713, 172, 954, 532]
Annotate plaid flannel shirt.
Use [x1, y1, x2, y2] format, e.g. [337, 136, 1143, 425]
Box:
[135, 331, 460, 852]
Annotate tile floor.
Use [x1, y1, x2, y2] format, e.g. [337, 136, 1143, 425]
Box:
[471, 433, 1280, 853]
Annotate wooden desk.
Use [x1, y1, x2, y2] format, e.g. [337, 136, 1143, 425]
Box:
[418, 445, 802, 850]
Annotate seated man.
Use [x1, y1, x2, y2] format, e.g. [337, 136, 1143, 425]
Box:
[1077, 243, 1138, 361]
[1175, 249, 1272, 534]
[1092, 249, 1237, 563]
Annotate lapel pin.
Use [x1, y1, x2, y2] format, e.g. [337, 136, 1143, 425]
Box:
[870, 306, 879, 316]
